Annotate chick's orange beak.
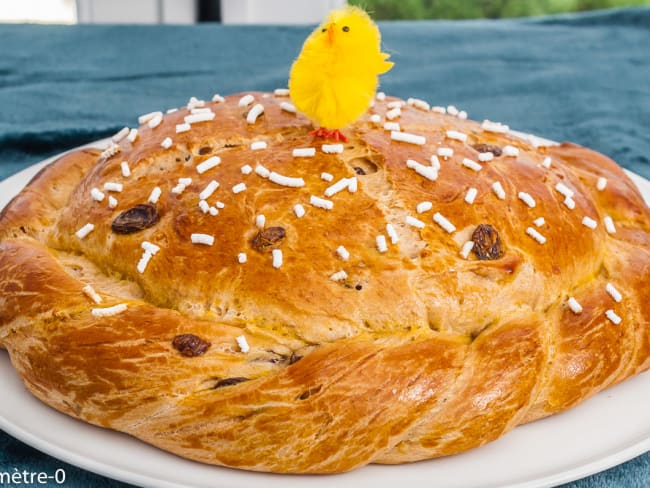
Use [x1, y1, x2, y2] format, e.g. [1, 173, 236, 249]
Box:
[327, 24, 334, 44]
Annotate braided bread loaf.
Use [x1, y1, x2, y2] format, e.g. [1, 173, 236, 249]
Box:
[0, 92, 648, 473]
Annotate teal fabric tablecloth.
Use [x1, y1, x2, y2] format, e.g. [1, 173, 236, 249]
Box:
[0, 7, 649, 488]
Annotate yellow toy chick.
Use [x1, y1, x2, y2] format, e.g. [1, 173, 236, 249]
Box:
[289, 5, 393, 142]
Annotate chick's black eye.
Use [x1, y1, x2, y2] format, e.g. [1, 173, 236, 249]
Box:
[322, 28, 326, 32]
[342, 26, 350, 32]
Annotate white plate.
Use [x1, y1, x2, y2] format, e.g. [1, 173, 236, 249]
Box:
[1, 139, 650, 488]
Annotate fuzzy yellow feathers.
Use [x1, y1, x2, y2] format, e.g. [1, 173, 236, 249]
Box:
[288, 5, 393, 141]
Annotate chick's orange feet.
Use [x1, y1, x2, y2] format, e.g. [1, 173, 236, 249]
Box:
[309, 128, 348, 142]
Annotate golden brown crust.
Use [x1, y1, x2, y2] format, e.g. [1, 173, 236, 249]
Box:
[0, 92, 648, 472]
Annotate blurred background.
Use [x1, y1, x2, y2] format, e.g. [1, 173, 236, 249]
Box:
[1, 0, 649, 24]
[349, 0, 650, 19]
